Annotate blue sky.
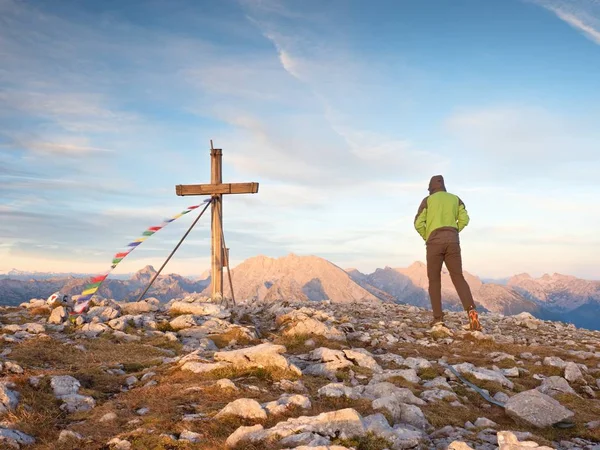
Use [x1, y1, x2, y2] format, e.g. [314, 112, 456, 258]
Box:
[1, 0, 600, 279]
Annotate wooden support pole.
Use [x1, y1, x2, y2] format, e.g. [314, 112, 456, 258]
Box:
[211, 148, 224, 300]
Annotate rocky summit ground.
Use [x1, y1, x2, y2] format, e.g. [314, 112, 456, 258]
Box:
[0, 296, 599, 450]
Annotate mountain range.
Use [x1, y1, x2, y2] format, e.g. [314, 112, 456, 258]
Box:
[1, 254, 599, 329]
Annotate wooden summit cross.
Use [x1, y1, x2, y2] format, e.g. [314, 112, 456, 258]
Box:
[175, 143, 259, 300]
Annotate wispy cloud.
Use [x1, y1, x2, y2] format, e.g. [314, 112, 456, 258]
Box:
[444, 105, 600, 182]
[529, 0, 600, 44]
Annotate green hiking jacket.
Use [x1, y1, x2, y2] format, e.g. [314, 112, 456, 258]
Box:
[414, 175, 470, 243]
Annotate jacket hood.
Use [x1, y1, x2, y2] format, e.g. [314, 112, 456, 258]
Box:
[428, 175, 446, 194]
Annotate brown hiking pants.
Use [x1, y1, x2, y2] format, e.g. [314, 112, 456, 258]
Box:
[426, 242, 475, 320]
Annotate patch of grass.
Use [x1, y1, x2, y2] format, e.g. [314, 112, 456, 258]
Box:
[334, 433, 393, 450]
[335, 370, 350, 382]
[144, 335, 183, 354]
[202, 365, 299, 382]
[528, 365, 564, 377]
[273, 333, 346, 354]
[10, 336, 171, 374]
[419, 366, 444, 380]
[422, 398, 478, 428]
[122, 360, 160, 373]
[168, 309, 188, 317]
[461, 374, 507, 396]
[310, 396, 376, 419]
[156, 320, 175, 333]
[128, 435, 196, 450]
[28, 306, 51, 316]
[209, 327, 257, 349]
[5, 375, 66, 446]
[496, 359, 517, 369]
[548, 394, 600, 442]
[72, 367, 125, 400]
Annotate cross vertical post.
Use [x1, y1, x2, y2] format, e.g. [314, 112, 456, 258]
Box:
[175, 143, 259, 302]
[210, 147, 223, 300]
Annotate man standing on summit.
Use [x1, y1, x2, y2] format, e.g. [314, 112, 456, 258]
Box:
[414, 175, 482, 331]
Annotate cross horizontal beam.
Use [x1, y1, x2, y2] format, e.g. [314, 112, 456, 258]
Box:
[176, 182, 259, 196]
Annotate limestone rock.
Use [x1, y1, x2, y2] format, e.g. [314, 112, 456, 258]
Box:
[497, 430, 555, 449]
[225, 424, 264, 448]
[48, 306, 67, 324]
[50, 375, 81, 398]
[170, 301, 230, 318]
[0, 428, 36, 446]
[564, 362, 584, 383]
[215, 398, 267, 420]
[263, 394, 311, 416]
[448, 442, 475, 450]
[318, 383, 362, 400]
[504, 389, 574, 428]
[0, 383, 19, 415]
[362, 413, 425, 449]
[403, 357, 432, 370]
[59, 394, 96, 413]
[452, 362, 514, 389]
[107, 437, 132, 449]
[536, 376, 577, 397]
[420, 389, 458, 403]
[24, 323, 45, 334]
[343, 348, 382, 373]
[280, 313, 345, 341]
[179, 429, 202, 443]
[214, 343, 301, 375]
[169, 314, 198, 331]
[474, 417, 497, 428]
[363, 382, 426, 405]
[216, 379, 238, 390]
[371, 369, 420, 384]
[181, 361, 229, 374]
[543, 356, 567, 369]
[58, 430, 83, 442]
[78, 322, 108, 337]
[120, 300, 157, 315]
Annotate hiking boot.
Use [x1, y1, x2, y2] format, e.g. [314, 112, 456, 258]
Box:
[430, 318, 445, 328]
[467, 309, 482, 331]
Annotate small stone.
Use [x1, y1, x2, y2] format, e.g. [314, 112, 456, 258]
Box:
[586, 420, 600, 429]
[0, 428, 36, 446]
[216, 379, 238, 390]
[448, 442, 475, 450]
[474, 417, 497, 428]
[29, 376, 43, 388]
[141, 372, 155, 382]
[100, 412, 118, 422]
[125, 376, 138, 387]
[107, 437, 132, 449]
[50, 376, 81, 398]
[502, 367, 520, 377]
[58, 430, 83, 442]
[494, 392, 510, 404]
[4, 362, 23, 374]
[0, 382, 20, 413]
[179, 429, 202, 443]
[59, 394, 96, 413]
[263, 394, 311, 416]
[136, 407, 150, 415]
